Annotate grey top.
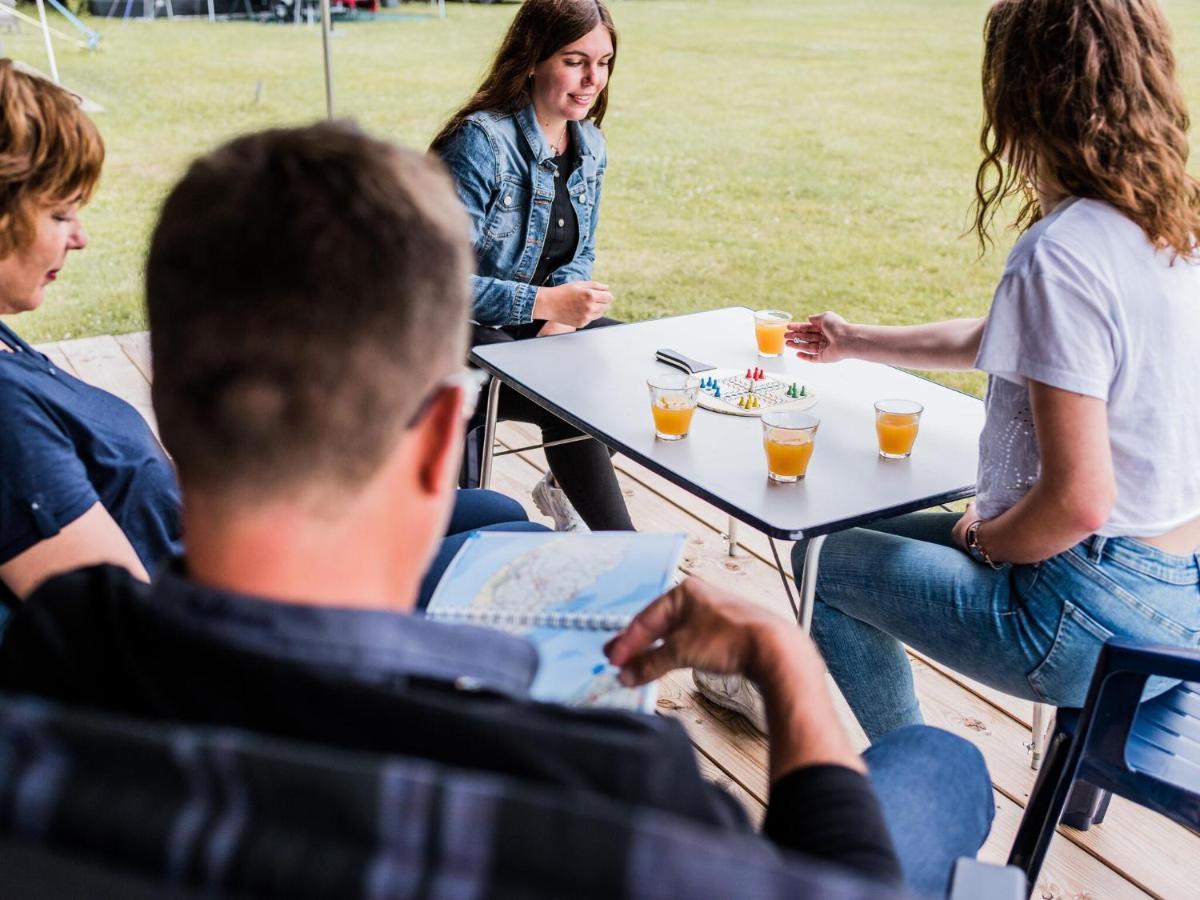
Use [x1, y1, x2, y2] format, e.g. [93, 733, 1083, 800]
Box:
[472, 307, 984, 539]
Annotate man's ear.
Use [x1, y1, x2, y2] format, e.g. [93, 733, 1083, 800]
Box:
[411, 386, 465, 496]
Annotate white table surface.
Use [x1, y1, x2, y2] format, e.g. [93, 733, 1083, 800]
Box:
[471, 307, 984, 540]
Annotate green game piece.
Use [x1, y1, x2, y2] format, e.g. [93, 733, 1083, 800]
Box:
[799, 386, 807, 397]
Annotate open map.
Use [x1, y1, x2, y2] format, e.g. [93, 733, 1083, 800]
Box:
[426, 532, 685, 713]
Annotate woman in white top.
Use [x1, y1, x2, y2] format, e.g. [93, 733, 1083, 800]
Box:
[785, 0, 1200, 740]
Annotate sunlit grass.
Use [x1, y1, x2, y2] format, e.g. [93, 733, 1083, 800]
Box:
[4, 0, 1198, 397]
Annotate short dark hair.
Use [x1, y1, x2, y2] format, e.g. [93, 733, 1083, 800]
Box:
[146, 122, 472, 501]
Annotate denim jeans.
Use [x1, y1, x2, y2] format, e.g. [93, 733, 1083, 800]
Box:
[794, 512, 1200, 741]
[864, 725, 993, 897]
[416, 489, 550, 610]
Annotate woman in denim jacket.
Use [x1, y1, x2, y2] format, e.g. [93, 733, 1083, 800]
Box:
[432, 0, 634, 532]
[699, 0, 1200, 740]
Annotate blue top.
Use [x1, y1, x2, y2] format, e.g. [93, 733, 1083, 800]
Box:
[437, 103, 607, 327]
[0, 322, 182, 606]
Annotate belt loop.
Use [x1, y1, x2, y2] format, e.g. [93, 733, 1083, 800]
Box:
[1088, 535, 1107, 563]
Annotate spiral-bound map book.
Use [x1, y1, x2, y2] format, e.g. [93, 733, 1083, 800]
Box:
[425, 531, 686, 713]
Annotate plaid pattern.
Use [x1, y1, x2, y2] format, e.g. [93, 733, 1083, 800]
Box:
[0, 693, 908, 899]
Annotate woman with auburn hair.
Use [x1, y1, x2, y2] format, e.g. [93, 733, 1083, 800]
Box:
[700, 0, 1200, 740]
[0, 60, 181, 617]
[433, 0, 635, 533]
[0, 62, 541, 622]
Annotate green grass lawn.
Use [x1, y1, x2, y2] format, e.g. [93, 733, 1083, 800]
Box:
[4, 0, 1199, 396]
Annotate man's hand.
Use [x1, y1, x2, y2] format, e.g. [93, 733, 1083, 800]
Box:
[604, 578, 794, 687]
[951, 502, 982, 553]
[532, 281, 613, 327]
[786, 311, 856, 363]
[606, 577, 863, 779]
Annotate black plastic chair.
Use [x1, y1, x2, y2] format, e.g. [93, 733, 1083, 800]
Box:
[1007, 638, 1200, 894]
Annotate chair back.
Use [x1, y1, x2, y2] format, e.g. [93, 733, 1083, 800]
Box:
[0, 692, 905, 899]
[1075, 641, 1200, 830]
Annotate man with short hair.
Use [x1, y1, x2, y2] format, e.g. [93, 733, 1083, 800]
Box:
[0, 123, 992, 896]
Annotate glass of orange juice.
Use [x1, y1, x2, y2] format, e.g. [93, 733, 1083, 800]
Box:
[761, 411, 819, 483]
[648, 373, 700, 441]
[874, 399, 923, 459]
[754, 309, 791, 358]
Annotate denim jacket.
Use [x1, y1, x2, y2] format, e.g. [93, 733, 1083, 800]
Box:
[438, 103, 607, 326]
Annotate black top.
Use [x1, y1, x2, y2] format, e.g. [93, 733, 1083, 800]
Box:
[530, 148, 580, 289]
[0, 323, 182, 610]
[0, 563, 902, 886]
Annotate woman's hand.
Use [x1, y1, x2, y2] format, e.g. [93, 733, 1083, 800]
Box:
[786, 312, 857, 363]
[537, 321, 576, 337]
[951, 502, 982, 553]
[532, 281, 613, 327]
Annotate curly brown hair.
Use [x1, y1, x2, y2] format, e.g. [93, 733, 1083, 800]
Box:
[0, 60, 104, 259]
[429, 0, 617, 152]
[972, 0, 1200, 259]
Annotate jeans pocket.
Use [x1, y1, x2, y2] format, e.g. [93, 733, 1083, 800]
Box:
[1026, 600, 1114, 706]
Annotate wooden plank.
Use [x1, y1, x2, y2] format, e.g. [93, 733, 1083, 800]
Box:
[114, 331, 153, 383]
[486, 438, 1154, 899]
[56, 335, 158, 438]
[32, 341, 79, 377]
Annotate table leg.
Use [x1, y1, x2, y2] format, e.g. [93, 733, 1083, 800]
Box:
[726, 515, 739, 557]
[796, 534, 826, 633]
[767, 536, 799, 621]
[479, 375, 502, 490]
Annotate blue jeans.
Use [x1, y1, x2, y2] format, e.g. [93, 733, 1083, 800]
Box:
[795, 512, 1200, 741]
[865, 725, 993, 897]
[416, 489, 550, 610]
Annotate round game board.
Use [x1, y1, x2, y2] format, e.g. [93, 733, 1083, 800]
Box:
[696, 368, 818, 417]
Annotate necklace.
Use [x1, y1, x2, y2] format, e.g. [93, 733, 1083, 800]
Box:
[547, 122, 568, 156]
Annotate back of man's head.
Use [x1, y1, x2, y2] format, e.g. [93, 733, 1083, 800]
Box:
[146, 122, 472, 505]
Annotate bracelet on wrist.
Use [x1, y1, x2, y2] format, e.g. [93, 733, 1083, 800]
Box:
[966, 519, 1003, 570]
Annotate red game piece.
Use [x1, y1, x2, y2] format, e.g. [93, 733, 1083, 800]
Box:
[746, 368, 752, 379]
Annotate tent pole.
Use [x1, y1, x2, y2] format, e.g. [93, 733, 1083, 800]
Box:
[34, 0, 61, 83]
[320, 0, 334, 119]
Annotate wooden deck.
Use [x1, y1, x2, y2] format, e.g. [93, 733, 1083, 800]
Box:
[38, 331, 1199, 899]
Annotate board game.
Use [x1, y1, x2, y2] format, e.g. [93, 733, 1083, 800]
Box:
[696, 367, 818, 417]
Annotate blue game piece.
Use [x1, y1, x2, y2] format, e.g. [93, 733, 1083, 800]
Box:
[714, 386, 721, 398]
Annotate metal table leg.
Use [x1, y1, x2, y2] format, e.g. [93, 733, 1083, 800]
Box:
[767, 536, 799, 621]
[796, 534, 826, 633]
[478, 376, 502, 490]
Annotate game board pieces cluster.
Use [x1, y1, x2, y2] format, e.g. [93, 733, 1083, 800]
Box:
[737, 394, 762, 409]
[745, 367, 765, 380]
[786, 383, 807, 398]
[699, 376, 722, 398]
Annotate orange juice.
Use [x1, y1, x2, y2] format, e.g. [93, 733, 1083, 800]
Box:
[876, 413, 920, 457]
[652, 399, 695, 438]
[764, 436, 814, 480]
[755, 319, 787, 356]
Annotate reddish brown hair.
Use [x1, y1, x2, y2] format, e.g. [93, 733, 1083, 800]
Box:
[0, 60, 104, 258]
[973, 0, 1200, 258]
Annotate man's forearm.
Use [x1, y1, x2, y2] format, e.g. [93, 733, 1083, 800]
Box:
[748, 625, 864, 783]
[848, 317, 985, 371]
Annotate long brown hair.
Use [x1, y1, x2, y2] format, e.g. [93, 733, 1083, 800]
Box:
[972, 0, 1200, 258]
[430, 0, 617, 152]
[0, 60, 104, 258]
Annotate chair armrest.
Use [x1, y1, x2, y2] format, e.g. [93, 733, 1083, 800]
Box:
[948, 858, 1026, 900]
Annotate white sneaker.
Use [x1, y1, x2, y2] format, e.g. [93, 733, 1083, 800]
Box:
[531, 472, 589, 532]
[693, 670, 767, 734]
